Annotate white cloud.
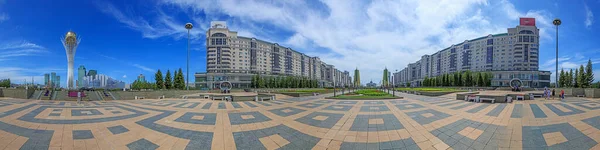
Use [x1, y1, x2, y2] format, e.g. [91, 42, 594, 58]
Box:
[0, 41, 47, 61]
[0, 13, 8, 23]
[132, 64, 154, 72]
[94, 1, 203, 40]
[0, 67, 64, 84]
[122, 75, 127, 78]
[584, 3, 594, 28]
[105, 0, 555, 83]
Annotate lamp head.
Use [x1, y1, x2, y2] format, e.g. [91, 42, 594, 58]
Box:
[552, 18, 561, 26]
[185, 23, 193, 29]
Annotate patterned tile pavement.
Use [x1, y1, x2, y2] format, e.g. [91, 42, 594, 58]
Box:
[1, 92, 600, 150]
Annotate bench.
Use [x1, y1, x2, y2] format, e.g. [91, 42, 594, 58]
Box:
[203, 95, 210, 99]
[478, 97, 495, 103]
[577, 95, 585, 97]
[531, 94, 543, 98]
[516, 95, 525, 100]
[135, 96, 145, 100]
[158, 95, 165, 99]
[212, 96, 230, 101]
[180, 96, 187, 99]
[465, 95, 477, 102]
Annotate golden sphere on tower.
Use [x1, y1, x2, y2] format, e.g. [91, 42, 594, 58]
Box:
[65, 31, 77, 38]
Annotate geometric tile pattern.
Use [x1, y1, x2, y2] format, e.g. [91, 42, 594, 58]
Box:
[228, 111, 271, 125]
[72, 130, 94, 139]
[233, 125, 320, 149]
[544, 103, 585, 116]
[350, 114, 404, 131]
[107, 125, 129, 135]
[295, 112, 344, 128]
[2, 94, 600, 149]
[268, 107, 306, 117]
[175, 112, 218, 125]
[127, 138, 159, 150]
[340, 138, 420, 150]
[71, 109, 104, 116]
[323, 105, 353, 111]
[406, 109, 451, 125]
[522, 123, 597, 149]
[360, 105, 390, 112]
[430, 119, 503, 150]
[394, 103, 424, 110]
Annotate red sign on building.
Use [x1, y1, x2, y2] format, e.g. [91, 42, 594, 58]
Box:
[520, 18, 536, 26]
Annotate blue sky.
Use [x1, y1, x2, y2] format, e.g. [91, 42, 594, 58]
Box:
[0, 0, 599, 86]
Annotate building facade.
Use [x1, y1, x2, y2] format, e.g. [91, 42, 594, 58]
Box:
[81, 74, 126, 89]
[137, 74, 145, 82]
[393, 18, 550, 88]
[77, 65, 86, 88]
[44, 72, 60, 89]
[196, 21, 351, 89]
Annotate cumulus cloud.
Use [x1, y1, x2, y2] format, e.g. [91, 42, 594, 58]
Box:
[122, 75, 127, 78]
[101, 0, 555, 83]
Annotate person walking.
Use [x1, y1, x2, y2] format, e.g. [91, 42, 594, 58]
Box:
[551, 89, 555, 99]
[560, 89, 565, 100]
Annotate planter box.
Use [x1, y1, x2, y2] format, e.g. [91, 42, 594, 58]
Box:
[455, 92, 480, 100]
[585, 88, 600, 98]
[572, 88, 585, 97]
[420, 91, 456, 96]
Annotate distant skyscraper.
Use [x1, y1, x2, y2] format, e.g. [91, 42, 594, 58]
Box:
[50, 72, 57, 88]
[87, 70, 97, 79]
[56, 76, 61, 88]
[137, 74, 146, 82]
[61, 31, 81, 90]
[44, 74, 49, 86]
[354, 68, 361, 87]
[382, 68, 389, 87]
[77, 65, 86, 88]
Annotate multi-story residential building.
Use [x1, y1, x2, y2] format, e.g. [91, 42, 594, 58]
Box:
[394, 18, 551, 88]
[196, 21, 351, 89]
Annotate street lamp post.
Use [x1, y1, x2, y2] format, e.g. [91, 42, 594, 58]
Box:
[185, 23, 193, 91]
[553, 19, 561, 88]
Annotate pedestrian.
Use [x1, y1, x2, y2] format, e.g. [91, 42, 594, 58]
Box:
[560, 89, 565, 100]
[552, 89, 555, 99]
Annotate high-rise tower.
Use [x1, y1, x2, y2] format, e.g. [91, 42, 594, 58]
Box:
[354, 68, 361, 87]
[77, 65, 86, 88]
[382, 68, 389, 87]
[61, 31, 81, 89]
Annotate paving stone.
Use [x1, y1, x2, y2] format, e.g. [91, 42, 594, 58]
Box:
[107, 125, 129, 135]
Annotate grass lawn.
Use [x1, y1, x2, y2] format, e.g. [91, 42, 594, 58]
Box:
[327, 89, 398, 100]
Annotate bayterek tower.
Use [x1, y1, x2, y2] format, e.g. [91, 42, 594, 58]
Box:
[61, 31, 80, 90]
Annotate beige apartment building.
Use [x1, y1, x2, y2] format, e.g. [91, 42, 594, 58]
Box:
[195, 21, 351, 89]
[394, 18, 551, 88]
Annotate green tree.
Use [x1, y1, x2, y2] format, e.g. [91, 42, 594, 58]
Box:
[586, 59, 594, 87]
[574, 69, 580, 88]
[454, 72, 461, 86]
[568, 69, 574, 87]
[0, 78, 11, 87]
[559, 69, 565, 87]
[155, 69, 164, 89]
[578, 65, 586, 88]
[165, 70, 173, 89]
